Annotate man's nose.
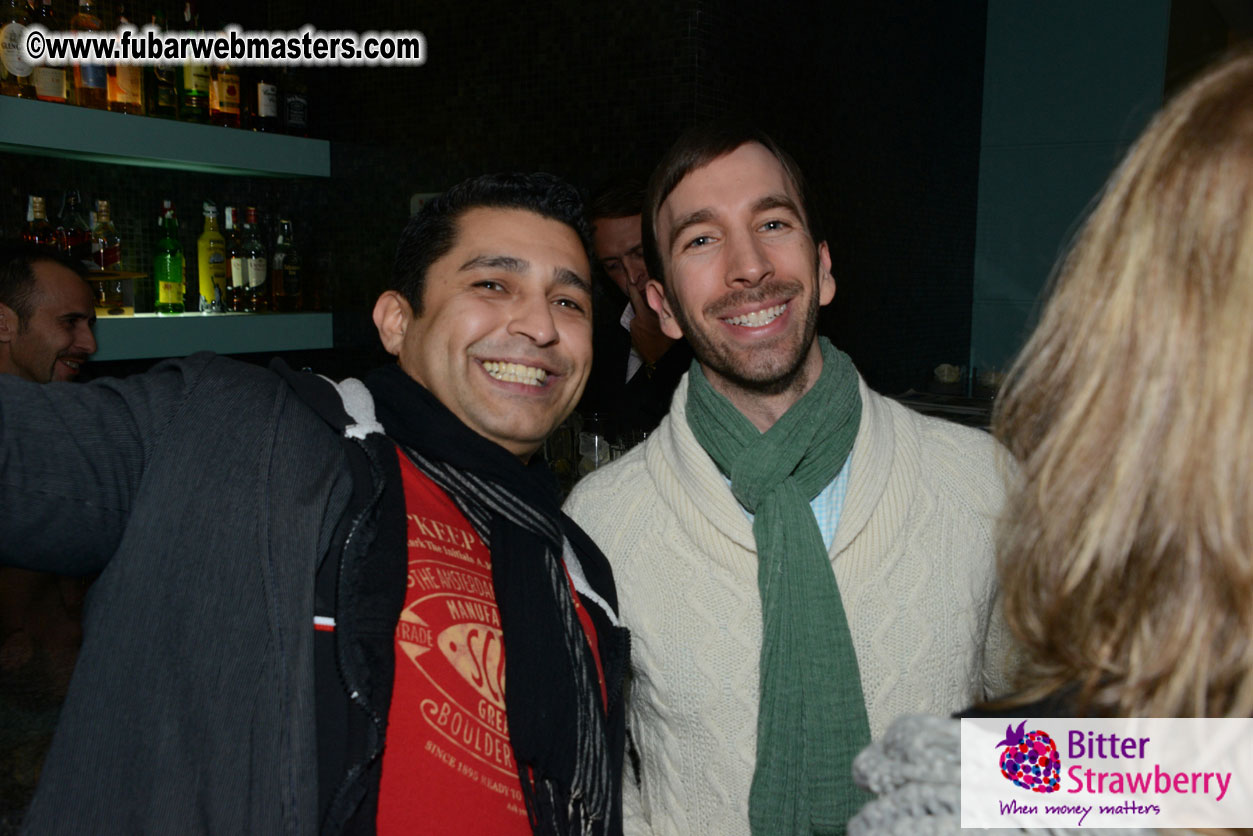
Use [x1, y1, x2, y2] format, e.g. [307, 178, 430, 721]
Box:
[506, 292, 557, 345]
[78, 323, 97, 356]
[724, 229, 772, 287]
[626, 253, 649, 288]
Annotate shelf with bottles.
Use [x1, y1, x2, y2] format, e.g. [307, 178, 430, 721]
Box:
[91, 310, 332, 361]
[0, 95, 328, 177]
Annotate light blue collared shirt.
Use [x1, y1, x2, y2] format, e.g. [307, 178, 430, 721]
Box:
[727, 453, 851, 551]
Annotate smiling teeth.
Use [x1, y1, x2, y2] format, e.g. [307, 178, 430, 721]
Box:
[724, 303, 786, 328]
[482, 361, 548, 386]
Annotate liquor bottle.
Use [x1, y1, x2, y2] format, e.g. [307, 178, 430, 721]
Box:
[280, 69, 307, 136]
[144, 5, 178, 118]
[69, 0, 106, 109]
[30, 0, 67, 103]
[245, 65, 279, 132]
[236, 206, 267, 311]
[178, 2, 208, 122]
[154, 200, 185, 314]
[21, 195, 56, 248]
[1, 0, 35, 99]
[89, 200, 125, 314]
[56, 189, 92, 264]
[106, 0, 143, 114]
[208, 62, 240, 128]
[91, 199, 121, 271]
[269, 218, 301, 312]
[196, 201, 228, 313]
[224, 205, 246, 311]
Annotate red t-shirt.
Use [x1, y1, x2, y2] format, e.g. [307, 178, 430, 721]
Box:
[376, 452, 531, 834]
[376, 450, 605, 834]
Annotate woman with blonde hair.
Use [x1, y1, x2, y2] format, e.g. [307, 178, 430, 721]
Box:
[850, 47, 1253, 833]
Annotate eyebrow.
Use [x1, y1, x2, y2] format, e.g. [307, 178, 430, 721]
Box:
[554, 268, 592, 296]
[666, 208, 716, 253]
[460, 254, 529, 273]
[754, 193, 803, 218]
[461, 253, 590, 295]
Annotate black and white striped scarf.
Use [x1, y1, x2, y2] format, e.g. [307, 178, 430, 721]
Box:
[363, 364, 615, 836]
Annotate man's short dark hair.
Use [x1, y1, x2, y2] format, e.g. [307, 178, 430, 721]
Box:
[641, 122, 813, 285]
[391, 172, 594, 315]
[588, 176, 646, 222]
[0, 241, 87, 325]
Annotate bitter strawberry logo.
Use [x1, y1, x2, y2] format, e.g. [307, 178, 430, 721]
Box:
[995, 720, 1061, 793]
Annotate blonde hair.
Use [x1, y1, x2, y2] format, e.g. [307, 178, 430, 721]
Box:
[993, 49, 1253, 717]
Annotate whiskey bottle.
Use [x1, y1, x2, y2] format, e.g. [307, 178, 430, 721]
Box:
[69, 0, 106, 109]
[56, 190, 92, 264]
[21, 196, 56, 249]
[280, 69, 308, 136]
[1, 0, 35, 99]
[91, 200, 125, 314]
[178, 2, 208, 122]
[246, 66, 279, 132]
[91, 199, 121, 271]
[224, 205, 246, 311]
[238, 206, 267, 312]
[209, 62, 241, 128]
[30, 0, 67, 103]
[270, 218, 301, 312]
[106, 0, 143, 113]
[144, 5, 178, 118]
[154, 200, 185, 314]
[196, 201, 228, 313]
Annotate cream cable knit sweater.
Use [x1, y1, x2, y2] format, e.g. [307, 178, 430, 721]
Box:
[565, 373, 1016, 836]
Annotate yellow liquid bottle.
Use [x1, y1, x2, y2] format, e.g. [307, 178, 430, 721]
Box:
[196, 202, 228, 313]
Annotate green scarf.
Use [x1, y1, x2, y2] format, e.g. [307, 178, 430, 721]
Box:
[686, 337, 871, 836]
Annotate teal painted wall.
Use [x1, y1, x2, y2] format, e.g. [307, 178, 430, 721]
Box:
[971, 0, 1171, 374]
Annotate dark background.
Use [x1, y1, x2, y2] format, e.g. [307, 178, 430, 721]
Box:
[1, 0, 1244, 390]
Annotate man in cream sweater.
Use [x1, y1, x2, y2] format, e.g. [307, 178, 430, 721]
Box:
[564, 124, 1014, 836]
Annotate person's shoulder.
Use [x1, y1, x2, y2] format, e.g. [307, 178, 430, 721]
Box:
[562, 441, 660, 541]
[863, 390, 1010, 513]
[565, 442, 651, 509]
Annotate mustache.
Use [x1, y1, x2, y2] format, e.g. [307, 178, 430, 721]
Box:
[703, 279, 804, 318]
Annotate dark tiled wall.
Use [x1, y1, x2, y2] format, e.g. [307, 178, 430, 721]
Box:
[4, 0, 987, 391]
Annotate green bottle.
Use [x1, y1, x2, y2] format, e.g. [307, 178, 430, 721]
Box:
[154, 199, 185, 315]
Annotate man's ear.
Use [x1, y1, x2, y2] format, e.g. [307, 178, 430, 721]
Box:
[645, 279, 684, 341]
[0, 302, 16, 345]
[817, 241, 836, 306]
[372, 291, 413, 357]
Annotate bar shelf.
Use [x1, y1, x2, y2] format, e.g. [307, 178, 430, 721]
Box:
[0, 97, 329, 177]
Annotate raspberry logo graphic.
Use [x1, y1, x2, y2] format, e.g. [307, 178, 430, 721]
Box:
[995, 720, 1061, 793]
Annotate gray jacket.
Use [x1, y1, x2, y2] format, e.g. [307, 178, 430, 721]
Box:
[1, 354, 355, 834]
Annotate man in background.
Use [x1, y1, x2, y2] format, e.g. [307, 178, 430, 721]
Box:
[0, 243, 96, 383]
[0, 243, 97, 833]
[582, 179, 690, 439]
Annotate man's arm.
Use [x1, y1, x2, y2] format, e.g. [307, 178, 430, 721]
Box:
[0, 361, 194, 574]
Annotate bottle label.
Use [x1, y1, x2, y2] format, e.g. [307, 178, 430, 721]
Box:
[32, 66, 66, 101]
[230, 256, 246, 288]
[284, 94, 308, 128]
[210, 72, 240, 113]
[182, 64, 209, 95]
[257, 82, 278, 117]
[1, 23, 33, 78]
[155, 82, 177, 110]
[108, 65, 143, 105]
[282, 263, 301, 295]
[158, 279, 182, 305]
[78, 62, 106, 90]
[246, 257, 265, 288]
